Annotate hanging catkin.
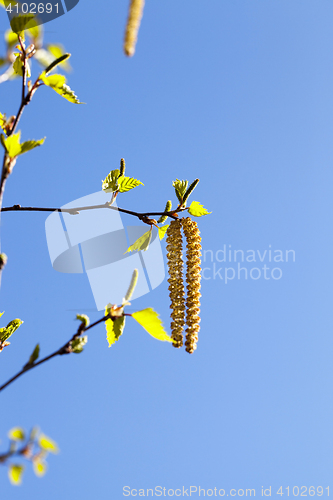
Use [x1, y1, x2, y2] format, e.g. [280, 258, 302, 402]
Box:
[182, 218, 202, 354]
[166, 219, 185, 348]
[124, 0, 145, 57]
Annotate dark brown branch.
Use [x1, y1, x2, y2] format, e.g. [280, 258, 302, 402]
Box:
[0, 203, 186, 221]
[0, 314, 110, 393]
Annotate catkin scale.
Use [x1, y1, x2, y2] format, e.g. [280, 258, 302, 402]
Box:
[124, 0, 145, 57]
[166, 220, 185, 347]
[182, 218, 202, 354]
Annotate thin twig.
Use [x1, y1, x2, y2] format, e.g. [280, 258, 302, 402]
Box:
[0, 314, 110, 393]
[0, 203, 186, 220]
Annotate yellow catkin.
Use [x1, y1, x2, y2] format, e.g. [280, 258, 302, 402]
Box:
[124, 0, 145, 57]
[166, 219, 185, 348]
[182, 218, 202, 354]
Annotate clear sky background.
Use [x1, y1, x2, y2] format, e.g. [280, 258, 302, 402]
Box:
[0, 0, 332, 498]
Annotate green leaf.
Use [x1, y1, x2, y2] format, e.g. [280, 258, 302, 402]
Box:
[8, 427, 25, 441]
[2, 132, 21, 158]
[8, 464, 24, 485]
[13, 56, 30, 78]
[38, 434, 59, 454]
[188, 201, 212, 217]
[44, 53, 71, 76]
[76, 314, 90, 327]
[70, 336, 88, 353]
[0, 318, 23, 343]
[27, 343, 40, 365]
[132, 308, 173, 343]
[102, 169, 120, 192]
[117, 176, 143, 193]
[125, 230, 152, 253]
[19, 138, 45, 155]
[114, 316, 126, 342]
[105, 306, 125, 347]
[40, 73, 83, 104]
[0, 113, 6, 134]
[173, 179, 188, 203]
[33, 459, 47, 477]
[4, 29, 19, 47]
[10, 13, 36, 35]
[1, 132, 44, 158]
[158, 224, 169, 241]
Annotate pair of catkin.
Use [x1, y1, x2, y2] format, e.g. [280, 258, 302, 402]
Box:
[166, 218, 202, 354]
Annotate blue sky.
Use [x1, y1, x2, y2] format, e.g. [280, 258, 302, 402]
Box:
[0, 0, 332, 497]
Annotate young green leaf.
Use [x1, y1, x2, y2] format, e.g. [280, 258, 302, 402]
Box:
[38, 434, 59, 454]
[19, 138, 45, 155]
[188, 201, 212, 217]
[0, 112, 6, 134]
[158, 224, 169, 241]
[44, 53, 71, 75]
[102, 169, 120, 192]
[2, 132, 21, 158]
[117, 176, 143, 193]
[10, 13, 36, 35]
[105, 306, 125, 347]
[27, 343, 40, 366]
[132, 308, 173, 343]
[40, 73, 83, 104]
[33, 459, 47, 477]
[173, 179, 188, 203]
[13, 56, 31, 78]
[0, 318, 23, 343]
[8, 427, 25, 441]
[76, 314, 90, 327]
[70, 336, 88, 353]
[8, 464, 24, 485]
[125, 230, 152, 253]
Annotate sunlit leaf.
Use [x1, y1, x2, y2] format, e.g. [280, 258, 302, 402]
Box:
[173, 179, 188, 203]
[33, 459, 47, 477]
[8, 427, 25, 441]
[40, 73, 83, 104]
[8, 464, 24, 485]
[76, 314, 90, 327]
[105, 306, 125, 347]
[19, 138, 45, 155]
[0, 318, 23, 343]
[158, 224, 169, 240]
[38, 434, 59, 454]
[188, 201, 212, 217]
[132, 308, 173, 342]
[102, 169, 120, 192]
[117, 176, 143, 193]
[2, 132, 21, 158]
[70, 336, 88, 353]
[125, 230, 152, 253]
[13, 55, 30, 78]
